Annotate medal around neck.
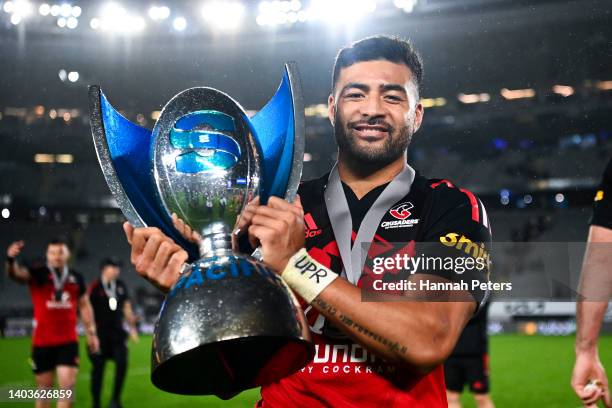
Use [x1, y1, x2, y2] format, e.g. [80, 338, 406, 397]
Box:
[89, 63, 312, 396]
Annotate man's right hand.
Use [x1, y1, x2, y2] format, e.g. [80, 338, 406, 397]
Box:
[572, 350, 611, 407]
[7, 240, 24, 258]
[123, 223, 188, 293]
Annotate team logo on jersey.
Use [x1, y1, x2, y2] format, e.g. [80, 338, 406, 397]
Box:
[381, 202, 419, 229]
[389, 202, 414, 220]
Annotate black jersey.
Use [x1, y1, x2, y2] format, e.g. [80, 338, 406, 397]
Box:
[261, 167, 492, 408]
[88, 278, 130, 340]
[591, 158, 612, 229]
[300, 170, 492, 304]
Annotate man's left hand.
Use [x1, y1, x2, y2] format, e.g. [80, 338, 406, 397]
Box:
[248, 195, 305, 273]
[87, 333, 100, 354]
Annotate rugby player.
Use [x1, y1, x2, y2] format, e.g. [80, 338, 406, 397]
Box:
[5, 238, 99, 408]
[572, 158, 612, 408]
[123, 36, 492, 407]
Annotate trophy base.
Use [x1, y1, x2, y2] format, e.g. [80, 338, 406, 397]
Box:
[151, 253, 313, 396]
[151, 334, 311, 396]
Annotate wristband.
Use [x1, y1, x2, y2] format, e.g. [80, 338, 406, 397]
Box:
[281, 248, 338, 303]
[6, 256, 15, 265]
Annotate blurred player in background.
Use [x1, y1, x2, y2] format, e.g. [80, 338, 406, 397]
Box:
[445, 302, 495, 408]
[572, 159, 612, 408]
[88, 258, 139, 408]
[5, 237, 99, 408]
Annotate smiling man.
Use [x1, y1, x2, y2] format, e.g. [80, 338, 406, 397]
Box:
[123, 36, 492, 407]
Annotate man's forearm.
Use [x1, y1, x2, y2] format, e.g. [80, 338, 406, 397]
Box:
[310, 277, 472, 373]
[576, 301, 608, 353]
[123, 302, 138, 330]
[5, 259, 29, 283]
[79, 301, 97, 335]
[576, 226, 612, 353]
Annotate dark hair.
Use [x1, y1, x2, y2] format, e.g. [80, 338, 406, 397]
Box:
[47, 237, 69, 248]
[100, 257, 122, 270]
[332, 35, 423, 95]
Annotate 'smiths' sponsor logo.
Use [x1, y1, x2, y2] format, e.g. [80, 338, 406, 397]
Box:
[439, 232, 490, 261]
[389, 202, 414, 220]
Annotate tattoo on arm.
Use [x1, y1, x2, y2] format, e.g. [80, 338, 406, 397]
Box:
[312, 297, 408, 356]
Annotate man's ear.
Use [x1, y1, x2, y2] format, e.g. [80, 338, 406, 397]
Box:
[327, 94, 335, 127]
[413, 102, 424, 133]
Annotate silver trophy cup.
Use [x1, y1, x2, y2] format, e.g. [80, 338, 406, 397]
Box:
[89, 63, 313, 397]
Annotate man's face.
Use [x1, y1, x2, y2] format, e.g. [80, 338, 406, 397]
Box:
[46, 244, 69, 269]
[328, 60, 424, 167]
[102, 265, 121, 281]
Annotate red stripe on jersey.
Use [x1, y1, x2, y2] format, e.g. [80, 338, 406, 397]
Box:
[460, 188, 480, 223]
[430, 179, 455, 188]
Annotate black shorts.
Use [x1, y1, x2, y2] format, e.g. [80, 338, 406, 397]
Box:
[31, 342, 79, 374]
[444, 353, 490, 394]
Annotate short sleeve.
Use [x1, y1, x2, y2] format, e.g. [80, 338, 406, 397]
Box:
[591, 158, 612, 229]
[119, 280, 130, 302]
[74, 272, 86, 297]
[417, 189, 492, 306]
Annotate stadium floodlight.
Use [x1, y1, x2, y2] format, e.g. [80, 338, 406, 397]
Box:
[148, 5, 170, 20]
[58, 69, 67, 81]
[306, 0, 376, 24]
[59, 2, 71, 17]
[201, 1, 245, 32]
[66, 15, 77, 28]
[1, 208, 10, 219]
[50, 3, 60, 15]
[7, 0, 32, 18]
[67, 71, 79, 82]
[96, 2, 146, 33]
[90, 17, 100, 29]
[56, 16, 65, 27]
[393, 0, 417, 13]
[256, 0, 302, 27]
[39, 3, 50, 15]
[3, 1, 14, 13]
[71, 5, 80, 17]
[172, 16, 186, 31]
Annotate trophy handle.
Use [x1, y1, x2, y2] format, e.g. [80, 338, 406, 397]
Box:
[89, 85, 199, 260]
[89, 85, 146, 227]
[251, 62, 305, 204]
[282, 62, 305, 202]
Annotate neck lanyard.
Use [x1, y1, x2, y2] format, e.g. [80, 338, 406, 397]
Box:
[48, 264, 69, 301]
[103, 279, 118, 311]
[324, 162, 416, 284]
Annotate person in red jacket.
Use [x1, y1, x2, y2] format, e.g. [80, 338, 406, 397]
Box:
[123, 35, 491, 407]
[5, 237, 99, 408]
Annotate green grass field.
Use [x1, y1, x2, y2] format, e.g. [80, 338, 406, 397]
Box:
[0, 334, 610, 407]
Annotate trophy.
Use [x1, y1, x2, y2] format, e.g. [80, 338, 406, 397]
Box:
[89, 63, 313, 396]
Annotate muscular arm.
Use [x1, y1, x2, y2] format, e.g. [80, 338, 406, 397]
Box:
[5, 241, 31, 283]
[576, 225, 612, 353]
[311, 275, 474, 373]
[5, 260, 31, 283]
